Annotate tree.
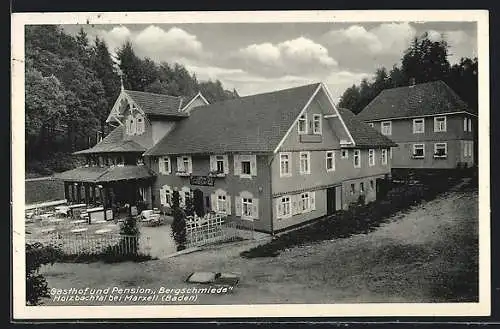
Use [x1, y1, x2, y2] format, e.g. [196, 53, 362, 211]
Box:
[171, 190, 186, 251]
[116, 41, 144, 91]
[91, 37, 121, 135]
[401, 32, 451, 84]
[26, 242, 62, 305]
[338, 84, 361, 113]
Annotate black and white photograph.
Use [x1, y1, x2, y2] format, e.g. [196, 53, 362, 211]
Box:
[11, 10, 490, 319]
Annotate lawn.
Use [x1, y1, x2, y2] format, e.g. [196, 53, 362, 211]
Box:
[38, 181, 479, 305]
[25, 178, 65, 204]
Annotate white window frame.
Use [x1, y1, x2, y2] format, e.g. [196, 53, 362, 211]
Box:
[381, 149, 388, 165]
[298, 114, 307, 135]
[468, 118, 472, 132]
[434, 142, 448, 158]
[341, 149, 349, 159]
[176, 156, 192, 175]
[464, 117, 468, 132]
[235, 154, 257, 178]
[413, 144, 425, 159]
[353, 149, 361, 168]
[241, 160, 251, 176]
[135, 114, 145, 135]
[312, 114, 322, 135]
[217, 194, 227, 213]
[434, 116, 447, 132]
[279, 152, 292, 177]
[299, 151, 311, 175]
[300, 193, 311, 212]
[278, 196, 292, 219]
[381, 121, 392, 136]
[215, 155, 225, 173]
[368, 149, 375, 167]
[126, 115, 136, 135]
[464, 141, 469, 157]
[360, 182, 365, 194]
[242, 197, 253, 219]
[350, 183, 355, 195]
[413, 118, 425, 134]
[160, 156, 171, 174]
[326, 151, 335, 172]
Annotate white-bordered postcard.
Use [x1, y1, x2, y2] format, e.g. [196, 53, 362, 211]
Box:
[12, 10, 490, 320]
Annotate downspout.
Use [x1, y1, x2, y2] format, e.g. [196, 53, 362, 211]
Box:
[268, 154, 275, 237]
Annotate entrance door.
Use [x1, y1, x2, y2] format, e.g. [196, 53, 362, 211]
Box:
[326, 187, 336, 215]
[335, 185, 342, 211]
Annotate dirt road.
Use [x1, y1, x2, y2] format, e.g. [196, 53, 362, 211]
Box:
[40, 186, 478, 305]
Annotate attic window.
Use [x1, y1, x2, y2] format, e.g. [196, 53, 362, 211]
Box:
[298, 114, 307, 135]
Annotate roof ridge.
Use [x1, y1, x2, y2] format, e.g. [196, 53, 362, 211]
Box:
[186, 82, 321, 115]
[125, 89, 184, 99]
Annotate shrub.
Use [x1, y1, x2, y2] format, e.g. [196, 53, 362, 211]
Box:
[172, 207, 187, 251]
[26, 242, 63, 305]
[193, 189, 205, 217]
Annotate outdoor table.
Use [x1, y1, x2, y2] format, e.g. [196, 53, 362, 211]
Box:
[95, 228, 112, 234]
[48, 218, 65, 224]
[70, 228, 88, 234]
[87, 207, 105, 224]
[70, 219, 86, 226]
[40, 227, 56, 234]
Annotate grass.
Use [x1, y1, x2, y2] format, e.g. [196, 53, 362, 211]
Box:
[241, 176, 463, 259]
[25, 178, 65, 204]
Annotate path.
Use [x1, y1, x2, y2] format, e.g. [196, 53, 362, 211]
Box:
[40, 186, 479, 305]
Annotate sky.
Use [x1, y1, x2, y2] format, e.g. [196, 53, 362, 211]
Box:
[63, 22, 477, 100]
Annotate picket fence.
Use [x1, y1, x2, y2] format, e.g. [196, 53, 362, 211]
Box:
[185, 213, 255, 249]
[26, 232, 151, 257]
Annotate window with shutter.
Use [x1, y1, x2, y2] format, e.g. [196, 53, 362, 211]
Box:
[159, 157, 165, 174]
[235, 197, 242, 216]
[226, 196, 232, 215]
[159, 187, 166, 205]
[252, 198, 259, 220]
[210, 193, 217, 212]
[233, 154, 241, 176]
[250, 155, 257, 176]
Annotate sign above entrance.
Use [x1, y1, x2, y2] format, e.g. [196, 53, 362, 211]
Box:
[190, 175, 215, 187]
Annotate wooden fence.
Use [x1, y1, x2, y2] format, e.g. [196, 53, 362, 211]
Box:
[26, 232, 151, 257]
[185, 213, 255, 249]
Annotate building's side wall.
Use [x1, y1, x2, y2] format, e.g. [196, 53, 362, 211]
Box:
[390, 140, 470, 169]
[367, 113, 475, 169]
[149, 154, 273, 233]
[271, 89, 391, 232]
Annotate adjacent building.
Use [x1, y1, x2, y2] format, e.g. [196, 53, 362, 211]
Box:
[57, 82, 396, 233]
[356, 80, 477, 173]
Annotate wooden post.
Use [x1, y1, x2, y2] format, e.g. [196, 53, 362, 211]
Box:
[76, 183, 81, 203]
[84, 183, 90, 205]
[64, 182, 69, 202]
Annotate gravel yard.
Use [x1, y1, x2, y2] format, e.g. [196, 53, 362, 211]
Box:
[39, 184, 478, 305]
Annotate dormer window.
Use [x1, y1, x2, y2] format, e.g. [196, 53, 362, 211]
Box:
[313, 114, 322, 134]
[126, 115, 136, 135]
[298, 114, 307, 134]
[135, 114, 145, 135]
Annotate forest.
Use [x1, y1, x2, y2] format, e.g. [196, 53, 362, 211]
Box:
[338, 32, 478, 115]
[25, 25, 239, 176]
[25, 27, 478, 177]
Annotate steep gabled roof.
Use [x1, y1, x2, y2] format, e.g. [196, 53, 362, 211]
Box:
[357, 80, 473, 121]
[124, 90, 189, 118]
[145, 83, 322, 155]
[73, 126, 146, 155]
[337, 108, 397, 148]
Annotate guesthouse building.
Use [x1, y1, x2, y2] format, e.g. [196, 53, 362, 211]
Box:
[356, 80, 477, 175]
[57, 82, 396, 233]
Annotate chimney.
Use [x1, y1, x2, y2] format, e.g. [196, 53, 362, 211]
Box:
[409, 77, 416, 87]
